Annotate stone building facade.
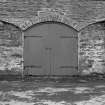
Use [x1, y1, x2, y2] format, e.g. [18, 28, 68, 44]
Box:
[0, 0, 105, 75]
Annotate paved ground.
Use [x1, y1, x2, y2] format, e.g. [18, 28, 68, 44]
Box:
[0, 79, 105, 105]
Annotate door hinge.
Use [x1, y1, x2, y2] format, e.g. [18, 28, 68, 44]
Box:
[24, 36, 43, 38]
[60, 66, 78, 69]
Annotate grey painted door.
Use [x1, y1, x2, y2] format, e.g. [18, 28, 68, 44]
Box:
[24, 22, 78, 75]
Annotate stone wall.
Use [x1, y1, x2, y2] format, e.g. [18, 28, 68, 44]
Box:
[0, 0, 105, 75]
[79, 22, 105, 75]
[0, 21, 23, 75]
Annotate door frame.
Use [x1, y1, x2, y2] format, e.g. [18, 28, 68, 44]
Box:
[23, 21, 79, 76]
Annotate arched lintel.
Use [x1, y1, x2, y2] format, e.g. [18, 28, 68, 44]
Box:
[24, 20, 79, 32]
[21, 14, 79, 32]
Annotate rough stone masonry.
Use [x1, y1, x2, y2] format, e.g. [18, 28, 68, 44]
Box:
[0, 0, 105, 75]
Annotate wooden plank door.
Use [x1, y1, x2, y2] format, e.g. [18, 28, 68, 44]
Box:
[24, 22, 78, 76]
[24, 24, 50, 75]
[48, 23, 78, 75]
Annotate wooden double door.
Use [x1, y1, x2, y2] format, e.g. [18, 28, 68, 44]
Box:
[24, 22, 78, 76]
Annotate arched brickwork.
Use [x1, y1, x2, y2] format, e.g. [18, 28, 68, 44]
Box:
[24, 21, 78, 32]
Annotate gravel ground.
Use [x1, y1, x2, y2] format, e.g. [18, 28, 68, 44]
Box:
[0, 80, 105, 105]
